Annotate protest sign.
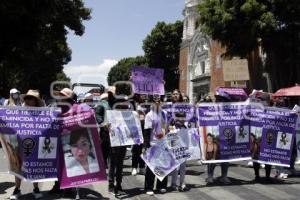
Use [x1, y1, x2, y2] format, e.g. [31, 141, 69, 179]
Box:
[249, 104, 297, 167]
[198, 102, 251, 163]
[131, 66, 164, 95]
[166, 128, 201, 163]
[60, 104, 106, 189]
[162, 103, 197, 128]
[0, 106, 60, 182]
[141, 139, 180, 181]
[106, 110, 143, 147]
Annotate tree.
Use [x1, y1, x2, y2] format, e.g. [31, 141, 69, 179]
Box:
[107, 56, 148, 85]
[143, 21, 183, 92]
[198, 0, 300, 90]
[0, 0, 91, 96]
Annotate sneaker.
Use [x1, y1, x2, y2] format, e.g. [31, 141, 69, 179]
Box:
[247, 161, 253, 167]
[219, 176, 231, 185]
[178, 184, 188, 192]
[159, 188, 167, 194]
[10, 187, 21, 200]
[146, 190, 154, 195]
[132, 168, 137, 176]
[33, 187, 43, 199]
[108, 185, 115, 195]
[279, 173, 288, 179]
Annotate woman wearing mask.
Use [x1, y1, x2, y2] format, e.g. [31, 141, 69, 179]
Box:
[3, 88, 21, 106]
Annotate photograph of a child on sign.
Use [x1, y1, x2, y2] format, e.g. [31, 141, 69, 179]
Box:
[62, 128, 99, 177]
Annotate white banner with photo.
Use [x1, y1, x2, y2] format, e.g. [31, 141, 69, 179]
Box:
[106, 110, 144, 147]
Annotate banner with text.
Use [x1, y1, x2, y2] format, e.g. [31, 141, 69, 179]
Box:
[0, 106, 60, 182]
[249, 104, 297, 167]
[161, 103, 198, 128]
[198, 102, 252, 163]
[166, 128, 201, 163]
[60, 104, 106, 189]
[131, 66, 164, 95]
[106, 110, 144, 147]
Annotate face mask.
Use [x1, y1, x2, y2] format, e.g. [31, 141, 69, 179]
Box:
[12, 93, 19, 99]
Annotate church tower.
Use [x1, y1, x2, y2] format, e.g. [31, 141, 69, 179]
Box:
[179, 0, 211, 102]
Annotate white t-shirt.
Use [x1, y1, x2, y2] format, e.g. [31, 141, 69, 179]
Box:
[145, 110, 166, 145]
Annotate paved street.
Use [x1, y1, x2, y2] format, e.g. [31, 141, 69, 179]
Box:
[1, 149, 300, 200]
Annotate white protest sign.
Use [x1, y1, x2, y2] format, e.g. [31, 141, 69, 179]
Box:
[106, 110, 144, 147]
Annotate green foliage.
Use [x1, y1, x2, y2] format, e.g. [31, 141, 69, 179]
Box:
[107, 56, 148, 85]
[198, 0, 300, 89]
[0, 0, 91, 96]
[143, 20, 183, 91]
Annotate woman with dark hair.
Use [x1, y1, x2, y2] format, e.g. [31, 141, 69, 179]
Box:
[65, 129, 99, 177]
[171, 89, 183, 103]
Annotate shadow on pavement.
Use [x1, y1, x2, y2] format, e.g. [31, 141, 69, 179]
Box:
[185, 170, 204, 176]
[203, 176, 300, 187]
[0, 182, 15, 194]
[19, 187, 110, 200]
[114, 187, 146, 199]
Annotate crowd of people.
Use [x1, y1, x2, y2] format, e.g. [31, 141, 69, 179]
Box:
[0, 85, 299, 199]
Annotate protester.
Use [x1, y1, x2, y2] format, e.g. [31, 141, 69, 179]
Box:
[3, 88, 21, 106]
[49, 88, 77, 197]
[107, 86, 131, 196]
[251, 93, 272, 182]
[170, 112, 189, 191]
[205, 133, 218, 184]
[144, 95, 168, 195]
[10, 90, 44, 200]
[204, 90, 232, 185]
[169, 89, 188, 191]
[131, 94, 146, 176]
[94, 91, 111, 168]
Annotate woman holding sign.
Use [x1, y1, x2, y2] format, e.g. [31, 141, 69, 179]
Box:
[143, 95, 168, 195]
[10, 90, 44, 200]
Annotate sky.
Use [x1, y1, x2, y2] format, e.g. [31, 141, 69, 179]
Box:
[63, 0, 184, 87]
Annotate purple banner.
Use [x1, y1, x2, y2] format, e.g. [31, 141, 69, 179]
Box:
[198, 102, 251, 163]
[0, 106, 60, 182]
[131, 66, 164, 95]
[249, 104, 297, 167]
[60, 104, 106, 189]
[161, 103, 198, 128]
